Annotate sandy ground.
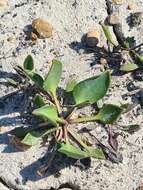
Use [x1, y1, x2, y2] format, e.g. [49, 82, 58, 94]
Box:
[0, 0, 143, 190]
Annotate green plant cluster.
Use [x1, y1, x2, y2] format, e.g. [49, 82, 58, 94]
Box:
[12, 55, 124, 159]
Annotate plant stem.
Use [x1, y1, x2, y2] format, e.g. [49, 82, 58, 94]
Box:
[68, 128, 90, 151]
[41, 126, 61, 137]
[37, 144, 57, 176]
[130, 50, 143, 64]
[52, 92, 61, 114]
[57, 117, 68, 125]
[69, 115, 98, 124]
[56, 128, 63, 141]
[63, 125, 68, 143]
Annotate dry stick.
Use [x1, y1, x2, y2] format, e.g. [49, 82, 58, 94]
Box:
[56, 128, 63, 142]
[129, 43, 143, 51]
[105, 0, 126, 48]
[65, 107, 76, 121]
[55, 129, 61, 140]
[1, 81, 31, 101]
[52, 92, 61, 114]
[1, 89, 22, 100]
[63, 125, 68, 143]
[67, 128, 90, 151]
[15, 66, 54, 103]
[37, 153, 56, 176]
[37, 145, 57, 176]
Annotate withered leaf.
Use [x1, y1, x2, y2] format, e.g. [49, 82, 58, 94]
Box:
[97, 140, 122, 163]
[9, 135, 31, 151]
[107, 126, 118, 151]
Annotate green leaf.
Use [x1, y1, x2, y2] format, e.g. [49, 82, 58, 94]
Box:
[100, 23, 116, 46]
[58, 143, 105, 160]
[24, 55, 34, 71]
[21, 127, 60, 146]
[58, 143, 89, 159]
[43, 60, 62, 94]
[26, 70, 44, 88]
[33, 94, 46, 107]
[125, 37, 136, 48]
[21, 131, 45, 146]
[121, 124, 140, 134]
[95, 104, 123, 124]
[136, 53, 143, 63]
[11, 127, 30, 138]
[120, 63, 139, 72]
[65, 79, 77, 92]
[73, 71, 110, 105]
[88, 147, 105, 159]
[32, 105, 63, 126]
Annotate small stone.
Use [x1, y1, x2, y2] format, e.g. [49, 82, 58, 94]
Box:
[86, 30, 100, 47]
[127, 3, 136, 11]
[112, 0, 122, 5]
[32, 18, 53, 38]
[0, 0, 8, 7]
[100, 57, 108, 65]
[7, 36, 15, 42]
[108, 13, 120, 25]
[31, 32, 38, 41]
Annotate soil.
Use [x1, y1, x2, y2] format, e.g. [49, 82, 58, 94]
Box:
[0, 0, 143, 190]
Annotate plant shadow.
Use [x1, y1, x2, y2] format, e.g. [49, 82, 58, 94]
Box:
[0, 70, 37, 153]
[69, 35, 124, 77]
[20, 149, 91, 184]
[23, 24, 33, 40]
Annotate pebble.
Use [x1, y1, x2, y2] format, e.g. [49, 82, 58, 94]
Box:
[100, 57, 108, 65]
[0, 0, 8, 7]
[32, 18, 53, 38]
[108, 13, 120, 25]
[112, 0, 122, 5]
[7, 36, 15, 43]
[127, 3, 137, 11]
[86, 30, 100, 47]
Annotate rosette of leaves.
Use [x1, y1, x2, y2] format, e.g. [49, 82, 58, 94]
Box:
[12, 55, 124, 175]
